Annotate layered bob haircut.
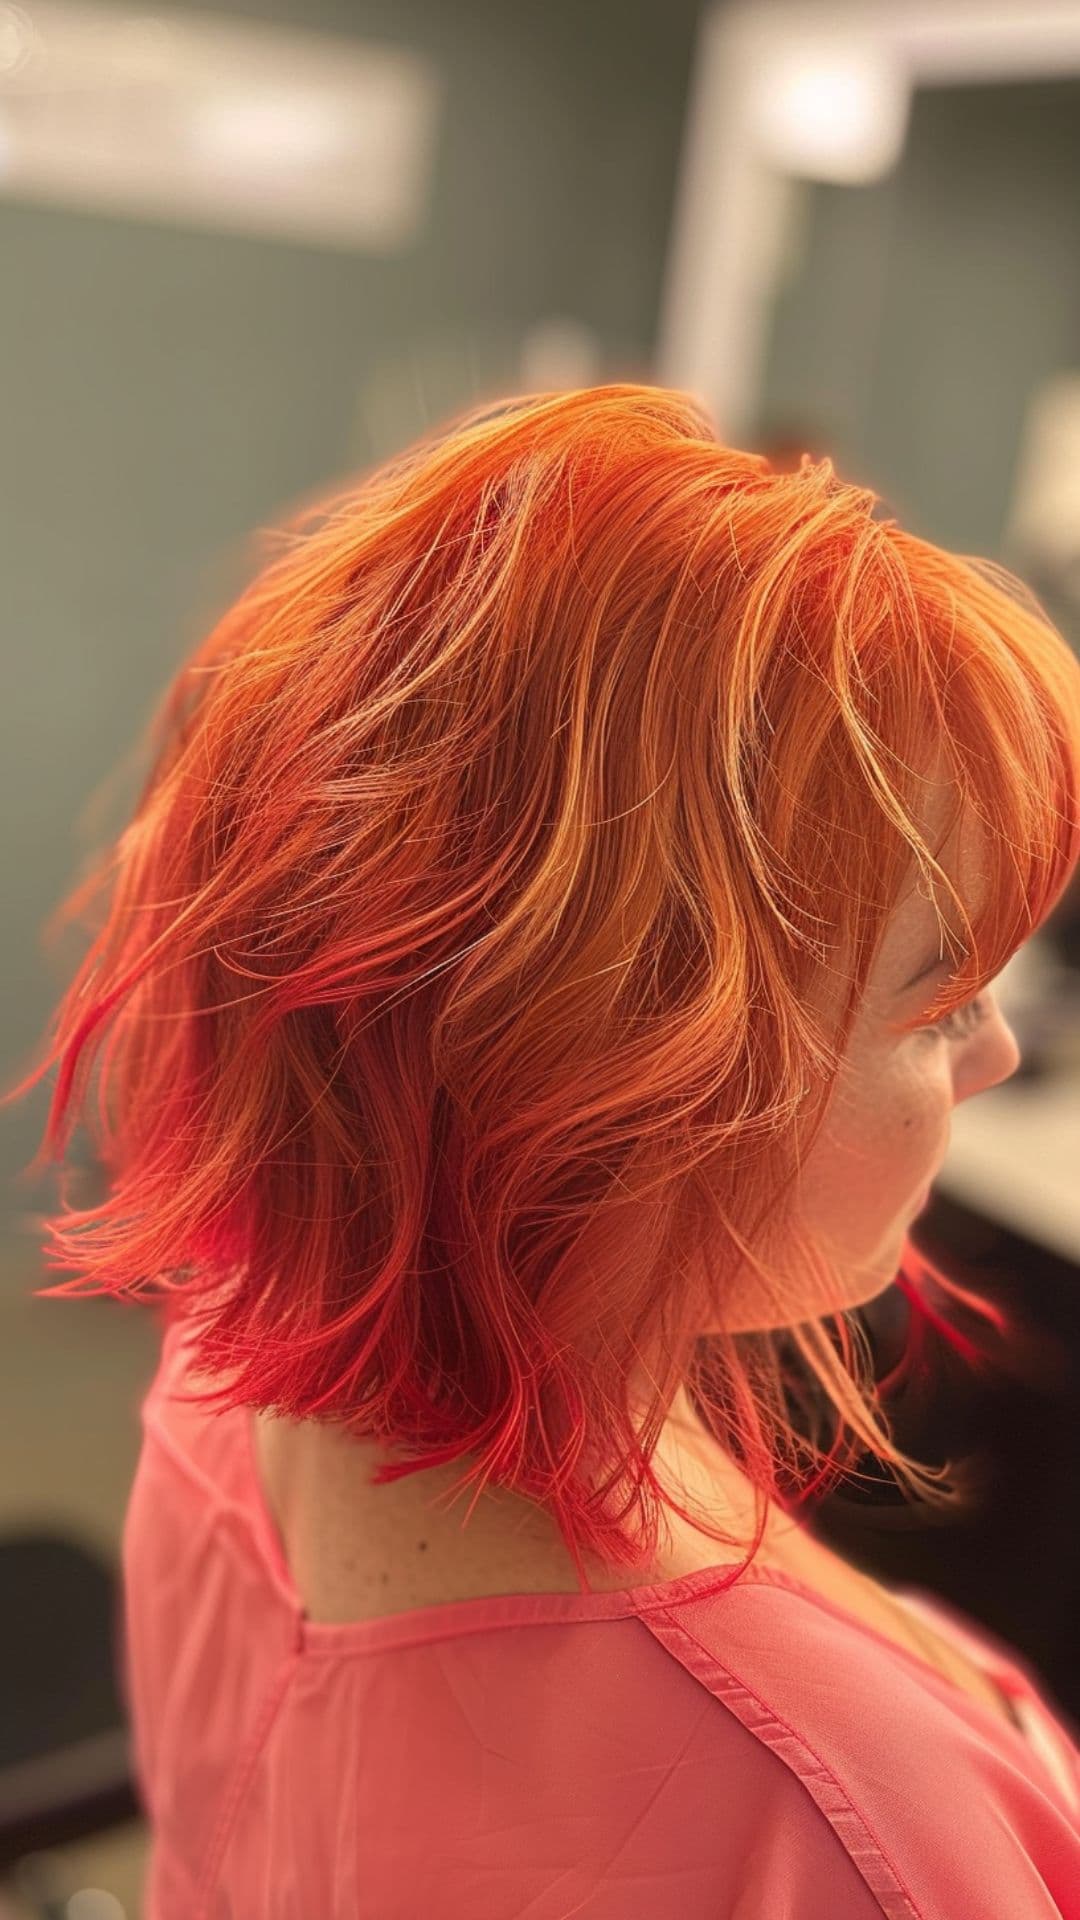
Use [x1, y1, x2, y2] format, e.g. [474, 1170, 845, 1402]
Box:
[7, 384, 1080, 1587]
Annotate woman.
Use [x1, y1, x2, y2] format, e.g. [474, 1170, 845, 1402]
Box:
[10, 384, 1080, 1916]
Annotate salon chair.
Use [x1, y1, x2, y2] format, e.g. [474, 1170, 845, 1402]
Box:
[0, 1530, 141, 1914]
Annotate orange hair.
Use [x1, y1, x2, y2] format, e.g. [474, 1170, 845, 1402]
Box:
[5, 383, 1079, 1588]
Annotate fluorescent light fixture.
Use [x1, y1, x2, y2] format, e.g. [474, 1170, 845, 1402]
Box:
[0, 1, 442, 250]
[750, 41, 910, 184]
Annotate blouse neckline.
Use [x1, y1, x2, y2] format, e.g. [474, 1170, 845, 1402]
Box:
[149, 1321, 1080, 1816]
[239, 1389, 1041, 1751]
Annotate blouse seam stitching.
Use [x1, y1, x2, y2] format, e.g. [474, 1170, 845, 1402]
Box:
[644, 1605, 923, 1920]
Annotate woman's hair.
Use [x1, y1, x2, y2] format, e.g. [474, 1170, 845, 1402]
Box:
[6, 383, 1080, 1587]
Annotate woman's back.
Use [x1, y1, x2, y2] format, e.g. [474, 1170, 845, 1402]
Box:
[122, 1318, 1080, 1919]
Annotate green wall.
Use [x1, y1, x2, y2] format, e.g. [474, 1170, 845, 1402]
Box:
[0, 0, 704, 1242]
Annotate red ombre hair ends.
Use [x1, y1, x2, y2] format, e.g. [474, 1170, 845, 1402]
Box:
[5, 384, 1080, 1589]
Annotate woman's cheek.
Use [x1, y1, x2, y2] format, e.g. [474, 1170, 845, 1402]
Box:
[814, 1057, 948, 1249]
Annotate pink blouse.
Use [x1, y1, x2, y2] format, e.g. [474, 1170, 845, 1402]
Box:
[120, 1317, 1080, 1918]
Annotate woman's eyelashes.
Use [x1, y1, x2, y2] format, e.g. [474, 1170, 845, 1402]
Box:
[920, 992, 993, 1042]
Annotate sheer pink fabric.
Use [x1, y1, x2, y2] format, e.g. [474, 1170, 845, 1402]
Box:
[121, 1318, 1080, 1918]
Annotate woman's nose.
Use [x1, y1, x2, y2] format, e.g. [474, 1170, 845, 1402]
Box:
[955, 1003, 1022, 1103]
